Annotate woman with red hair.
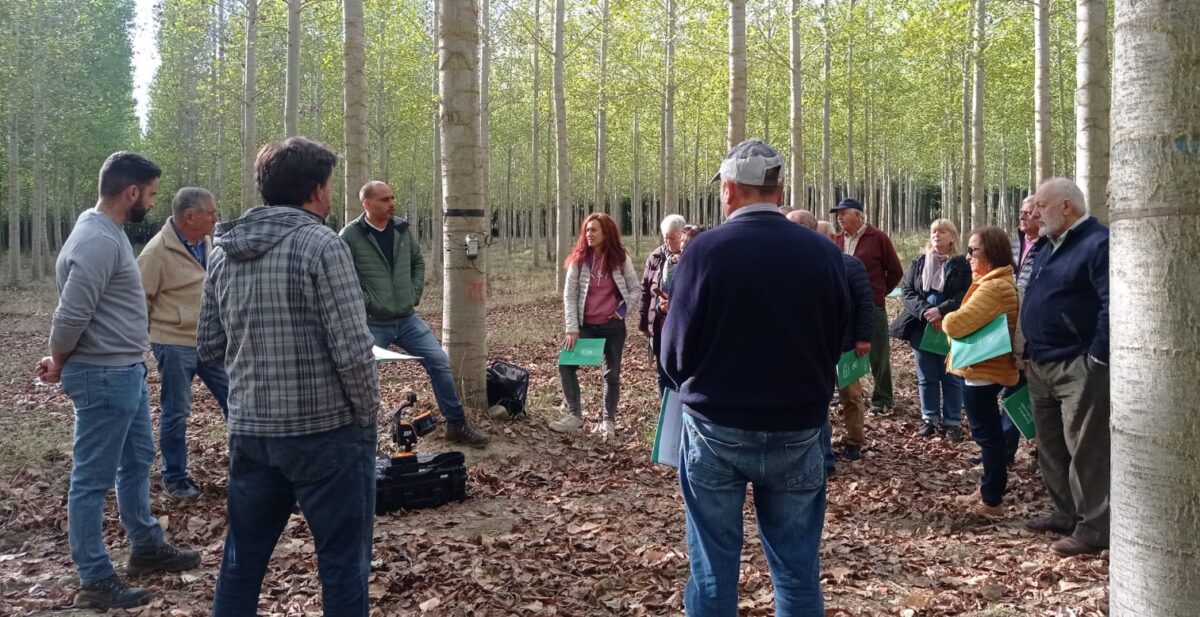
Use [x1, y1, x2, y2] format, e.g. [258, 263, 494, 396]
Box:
[549, 213, 640, 440]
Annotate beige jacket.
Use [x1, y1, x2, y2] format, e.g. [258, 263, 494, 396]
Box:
[138, 217, 212, 347]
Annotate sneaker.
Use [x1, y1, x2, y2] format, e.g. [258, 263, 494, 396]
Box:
[840, 444, 862, 461]
[596, 419, 616, 441]
[916, 421, 939, 438]
[127, 542, 201, 576]
[1051, 536, 1105, 557]
[75, 575, 151, 609]
[548, 414, 584, 434]
[944, 426, 964, 443]
[163, 478, 201, 502]
[445, 421, 491, 448]
[974, 502, 1005, 519]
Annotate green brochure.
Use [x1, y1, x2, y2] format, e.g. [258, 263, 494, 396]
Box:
[836, 349, 871, 389]
[651, 388, 682, 468]
[1002, 385, 1036, 440]
[558, 338, 605, 366]
[949, 314, 1012, 370]
[918, 322, 951, 356]
[887, 287, 902, 298]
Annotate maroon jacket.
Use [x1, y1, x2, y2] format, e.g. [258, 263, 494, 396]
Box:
[835, 224, 903, 307]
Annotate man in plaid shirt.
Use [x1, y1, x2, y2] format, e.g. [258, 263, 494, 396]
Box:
[198, 137, 380, 616]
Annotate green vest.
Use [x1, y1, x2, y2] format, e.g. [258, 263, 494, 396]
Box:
[340, 215, 425, 322]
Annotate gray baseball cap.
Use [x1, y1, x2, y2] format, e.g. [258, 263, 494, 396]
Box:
[710, 140, 785, 187]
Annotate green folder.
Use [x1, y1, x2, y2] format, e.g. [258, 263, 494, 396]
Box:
[836, 349, 870, 389]
[887, 287, 902, 298]
[1002, 385, 1037, 439]
[949, 314, 1012, 370]
[651, 388, 682, 468]
[558, 338, 605, 366]
[918, 322, 951, 356]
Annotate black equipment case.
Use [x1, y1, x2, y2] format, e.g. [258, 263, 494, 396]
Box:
[486, 360, 530, 419]
[375, 451, 467, 514]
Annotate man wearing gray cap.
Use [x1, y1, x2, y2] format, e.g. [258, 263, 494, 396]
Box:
[832, 198, 903, 415]
[662, 140, 846, 616]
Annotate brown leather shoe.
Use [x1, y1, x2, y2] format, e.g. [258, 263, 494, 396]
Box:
[1051, 536, 1105, 557]
[1024, 515, 1074, 535]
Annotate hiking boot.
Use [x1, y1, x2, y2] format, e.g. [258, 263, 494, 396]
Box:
[163, 478, 201, 502]
[75, 574, 151, 609]
[916, 421, 940, 438]
[445, 421, 490, 448]
[944, 426, 964, 443]
[840, 444, 862, 461]
[595, 419, 617, 441]
[127, 542, 201, 576]
[974, 502, 1005, 519]
[1024, 515, 1075, 535]
[1051, 536, 1105, 557]
[548, 414, 584, 434]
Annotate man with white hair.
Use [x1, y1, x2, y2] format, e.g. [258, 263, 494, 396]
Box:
[1020, 177, 1110, 557]
[639, 213, 686, 394]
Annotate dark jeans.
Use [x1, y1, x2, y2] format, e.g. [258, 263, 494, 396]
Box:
[912, 348, 963, 427]
[964, 384, 1008, 507]
[559, 318, 626, 421]
[213, 423, 377, 617]
[868, 308, 893, 408]
[368, 314, 466, 424]
[151, 343, 230, 486]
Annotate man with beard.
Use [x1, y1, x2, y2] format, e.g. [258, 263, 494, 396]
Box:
[1020, 177, 1110, 557]
[37, 151, 201, 609]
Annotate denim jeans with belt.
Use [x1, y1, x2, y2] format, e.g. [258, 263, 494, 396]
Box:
[213, 422, 378, 616]
[151, 343, 230, 486]
[559, 318, 626, 421]
[61, 361, 165, 585]
[368, 313, 465, 424]
[679, 412, 826, 617]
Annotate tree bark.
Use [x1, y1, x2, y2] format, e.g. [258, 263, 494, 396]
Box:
[1110, 1, 1200, 613]
[530, 0, 540, 267]
[970, 0, 986, 229]
[6, 111, 19, 284]
[285, 0, 301, 137]
[594, 0, 609, 213]
[1034, 0, 1053, 183]
[663, 0, 677, 215]
[845, 0, 855, 199]
[960, 48, 971, 230]
[343, 0, 367, 224]
[431, 0, 444, 271]
[552, 0, 571, 287]
[241, 0, 258, 211]
[789, 0, 804, 211]
[727, 0, 747, 150]
[480, 0, 490, 223]
[1075, 0, 1110, 222]
[438, 0, 487, 410]
[633, 110, 641, 254]
[821, 0, 832, 215]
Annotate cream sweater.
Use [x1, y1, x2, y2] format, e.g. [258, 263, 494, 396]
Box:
[138, 218, 212, 347]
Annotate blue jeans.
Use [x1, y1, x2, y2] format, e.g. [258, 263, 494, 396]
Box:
[61, 362, 165, 585]
[964, 384, 1008, 507]
[368, 314, 465, 424]
[213, 422, 377, 616]
[819, 420, 836, 474]
[679, 412, 826, 617]
[152, 343, 230, 486]
[912, 348, 964, 427]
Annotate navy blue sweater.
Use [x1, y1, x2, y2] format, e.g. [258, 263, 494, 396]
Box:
[1020, 217, 1110, 363]
[660, 210, 848, 432]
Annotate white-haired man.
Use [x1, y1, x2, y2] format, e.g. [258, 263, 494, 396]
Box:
[640, 213, 686, 394]
[1020, 177, 1110, 557]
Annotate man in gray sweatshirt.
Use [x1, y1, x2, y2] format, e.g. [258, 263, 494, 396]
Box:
[37, 152, 200, 609]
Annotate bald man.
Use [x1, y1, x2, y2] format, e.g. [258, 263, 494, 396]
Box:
[789, 210, 874, 464]
[340, 181, 490, 447]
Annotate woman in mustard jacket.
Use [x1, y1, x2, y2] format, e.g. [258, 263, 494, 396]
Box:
[942, 226, 1020, 518]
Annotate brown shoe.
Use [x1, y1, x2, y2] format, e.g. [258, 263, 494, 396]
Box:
[974, 503, 1004, 519]
[445, 421, 490, 448]
[1051, 536, 1105, 557]
[1024, 515, 1074, 535]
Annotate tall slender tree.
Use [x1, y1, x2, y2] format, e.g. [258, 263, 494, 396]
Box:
[344, 0, 367, 224]
[431, 0, 444, 271]
[241, 0, 259, 211]
[727, 0, 747, 150]
[1075, 0, 1110, 222]
[1110, 0, 1200, 613]
[594, 0, 609, 213]
[530, 0, 540, 267]
[970, 0, 986, 228]
[285, 0, 301, 137]
[1034, 0, 1053, 183]
[663, 0, 677, 215]
[6, 111, 19, 284]
[552, 0, 571, 288]
[788, 0, 804, 211]
[821, 0, 832, 214]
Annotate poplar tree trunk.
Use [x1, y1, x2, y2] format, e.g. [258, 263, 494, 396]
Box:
[285, 0, 301, 137]
[431, 0, 443, 271]
[479, 0, 490, 221]
[552, 0, 571, 287]
[343, 0, 367, 224]
[241, 0, 258, 211]
[727, 0, 747, 150]
[1034, 0, 1053, 183]
[663, 0, 677, 215]
[1110, 1, 1200, 613]
[6, 111, 19, 284]
[215, 0, 227, 216]
[845, 0, 855, 199]
[821, 0, 832, 214]
[633, 110, 641, 254]
[789, 0, 804, 211]
[594, 0, 609, 213]
[960, 48, 971, 226]
[1075, 0, 1110, 222]
[530, 0, 540, 267]
[970, 0, 986, 229]
[438, 0, 487, 409]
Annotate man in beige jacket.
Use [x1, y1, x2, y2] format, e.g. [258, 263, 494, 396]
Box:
[138, 187, 229, 501]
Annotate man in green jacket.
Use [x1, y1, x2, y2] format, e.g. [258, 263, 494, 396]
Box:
[341, 181, 489, 447]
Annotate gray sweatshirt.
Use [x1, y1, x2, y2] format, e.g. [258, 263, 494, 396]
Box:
[50, 208, 149, 366]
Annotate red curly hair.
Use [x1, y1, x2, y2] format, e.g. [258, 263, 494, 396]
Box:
[564, 212, 626, 273]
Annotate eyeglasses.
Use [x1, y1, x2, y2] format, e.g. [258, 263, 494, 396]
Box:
[966, 246, 981, 256]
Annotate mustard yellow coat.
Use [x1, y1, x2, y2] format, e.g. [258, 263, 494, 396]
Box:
[941, 265, 1020, 387]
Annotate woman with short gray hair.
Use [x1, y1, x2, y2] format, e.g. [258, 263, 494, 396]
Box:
[639, 214, 686, 395]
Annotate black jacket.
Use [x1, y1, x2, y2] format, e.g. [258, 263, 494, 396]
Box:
[888, 253, 971, 348]
[842, 254, 875, 352]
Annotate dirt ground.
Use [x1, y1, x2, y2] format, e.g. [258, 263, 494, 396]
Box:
[0, 261, 1108, 616]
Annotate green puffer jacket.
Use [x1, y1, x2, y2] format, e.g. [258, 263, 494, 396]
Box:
[340, 214, 425, 322]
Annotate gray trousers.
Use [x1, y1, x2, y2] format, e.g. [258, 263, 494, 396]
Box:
[1027, 355, 1111, 547]
[560, 318, 626, 421]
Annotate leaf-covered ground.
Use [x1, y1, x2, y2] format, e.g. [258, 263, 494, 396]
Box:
[0, 275, 1108, 616]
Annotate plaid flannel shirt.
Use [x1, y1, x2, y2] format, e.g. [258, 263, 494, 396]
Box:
[198, 206, 380, 438]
